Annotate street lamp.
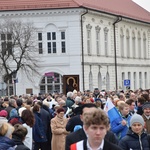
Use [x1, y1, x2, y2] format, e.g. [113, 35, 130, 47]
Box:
[12, 70, 17, 95]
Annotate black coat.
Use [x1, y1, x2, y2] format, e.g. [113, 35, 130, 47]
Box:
[65, 128, 118, 150]
[12, 135, 30, 150]
[71, 139, 122, 150]
[66, 115, 83, 132]
[119, 129, 150, 150]
[101, 139, 122, 150]
[39, 108, 51, 150]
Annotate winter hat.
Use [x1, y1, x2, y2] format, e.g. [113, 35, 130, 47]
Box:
[0, 110, 8, 117]
[130, 114, 145, 127]
[142, 102, 150, 110]
[10, 109, 19, 118]
[95, 98, 102, 102]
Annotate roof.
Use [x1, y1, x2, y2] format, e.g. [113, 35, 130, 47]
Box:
[0, 0, 149, 23]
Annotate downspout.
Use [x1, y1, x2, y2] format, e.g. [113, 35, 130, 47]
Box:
[113, 16, 122, 91]
[81, 9, 88, 91]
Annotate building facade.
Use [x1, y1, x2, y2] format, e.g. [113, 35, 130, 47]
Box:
[0, 0, 149, 95]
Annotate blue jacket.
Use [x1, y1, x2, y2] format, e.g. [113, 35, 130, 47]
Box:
[33, 112, 47, 142]
[111, 114, 131, 140]
[0, 136, 16, 150]
[119, 128, 150, 150]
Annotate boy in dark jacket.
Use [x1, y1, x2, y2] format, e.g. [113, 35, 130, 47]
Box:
[70, 109, 122, 150]
[119, 114, 150, 150]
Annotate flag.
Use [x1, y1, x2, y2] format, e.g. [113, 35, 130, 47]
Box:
[104, 98, 122, 123]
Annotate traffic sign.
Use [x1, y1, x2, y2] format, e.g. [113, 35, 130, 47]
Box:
[124, 79, 130, 86]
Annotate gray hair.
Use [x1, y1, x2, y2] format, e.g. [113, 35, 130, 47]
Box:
[75, 96, 81, 103]
[9, 99, 16, 107]
[67, 92, 73, 98]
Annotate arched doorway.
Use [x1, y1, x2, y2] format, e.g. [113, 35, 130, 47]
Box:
[39, 72, 63, 94]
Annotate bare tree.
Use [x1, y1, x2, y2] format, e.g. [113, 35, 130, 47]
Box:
[0, 19, 40, 83]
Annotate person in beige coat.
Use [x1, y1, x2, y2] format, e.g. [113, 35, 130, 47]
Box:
[51, 108, 69, 150]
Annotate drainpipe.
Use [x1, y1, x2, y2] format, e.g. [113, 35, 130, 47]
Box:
[113, 16, 122, 91]
[81, 9, 88, 91]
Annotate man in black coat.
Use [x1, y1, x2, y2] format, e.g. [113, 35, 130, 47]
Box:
[37, 101, 52, 150]
[65, 103, 118, 150]
[66, 128, 118, 150]
[66, 105, 83, 132]
[66, 114, 83, 132]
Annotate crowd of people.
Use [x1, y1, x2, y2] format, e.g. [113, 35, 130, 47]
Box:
[0, 87, 150, 150]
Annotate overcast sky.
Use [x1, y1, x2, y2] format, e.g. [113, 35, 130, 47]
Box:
[132, 0, 150, 12]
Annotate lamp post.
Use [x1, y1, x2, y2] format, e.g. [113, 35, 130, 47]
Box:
[113, 16, 122, 91]
[12, 70, 17, 95]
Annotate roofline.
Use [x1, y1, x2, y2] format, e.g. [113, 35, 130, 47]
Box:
[80, 6, 150, 25]
[0, 6, 82, 13]
[0, 6, 149, 25]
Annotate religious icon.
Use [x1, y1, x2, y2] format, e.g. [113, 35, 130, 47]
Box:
[63, 75, 79, 94]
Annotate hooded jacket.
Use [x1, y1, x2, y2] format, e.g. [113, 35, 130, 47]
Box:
[119, 128, 150, 150]
[12, 135, 30, 150]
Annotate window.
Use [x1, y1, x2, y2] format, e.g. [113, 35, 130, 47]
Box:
[89, 71, 93, 91]
[38, 43, 43, 54]
[86, 24, 92, 55]
[47, 32, 57, 54]
[38, 33, 43, 54]
[104, 27, 109, 56]
[128, 72, 131, 81]
[126, 29, 130, 58]
[143, 32, 146, 59]
[122, 72, 125, 91]
[6, 78, 13, 96]
[134, 72, 137, 90]
[139, 72, 142, 88]
[95, 26, 101, 55]
[106, 72, 110, 91]
[61, 32, 66, 53]
[120, 28, 124, 57]
[128, 72, 131, 89]
[1, 33, 12, 55]
[138, 32, 141, 59]
[40, 72, 63, 94]
[132, 31, 136, 58]
[38, 33, 42, 41]
[98, 72, 102, 90]
[144, 72, 147, 89]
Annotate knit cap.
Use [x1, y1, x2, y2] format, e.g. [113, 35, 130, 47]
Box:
[130, 114, 144, 126]
[142, 102, 150, 110]
[0, 110, 8, 117]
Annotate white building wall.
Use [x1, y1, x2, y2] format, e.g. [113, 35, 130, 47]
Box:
[82, 10, 150, 92]
[0, 9, 84, 95]
[0, 8, 150, 95]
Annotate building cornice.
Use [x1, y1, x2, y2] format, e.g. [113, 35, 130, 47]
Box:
[84, 62, 150, 67]
[0, 8, 84, 18]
